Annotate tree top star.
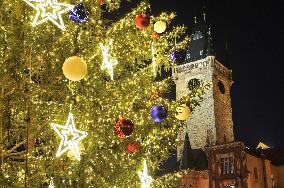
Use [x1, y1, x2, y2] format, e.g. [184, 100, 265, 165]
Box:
[51, 112, 88, 161]
[23, 0, 74, 30]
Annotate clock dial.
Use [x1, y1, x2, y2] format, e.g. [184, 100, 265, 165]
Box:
[188, 78, 201, 91]
[185, 30, 206, 62]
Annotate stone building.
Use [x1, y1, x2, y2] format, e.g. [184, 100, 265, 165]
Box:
[172, 17, 284, 188]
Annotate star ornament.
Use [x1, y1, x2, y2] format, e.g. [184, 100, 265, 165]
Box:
[138, 160, 153, 188]
[23, 0, 74, 30]
[99, 39, 118, 80]
[51, 112, 88, 161]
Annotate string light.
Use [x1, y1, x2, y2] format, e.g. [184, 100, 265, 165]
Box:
[51, 112, 88, 161]
[100, 39, 118, 80]
[138, 160, 153, 188]
[48, 178, 55, 188]
[23, 0, 74, 30]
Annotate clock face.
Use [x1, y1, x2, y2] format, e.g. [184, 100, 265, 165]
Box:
[218, 80, 225, 94]
[188, 78, 201, 91]
[185, 31, 206, 62]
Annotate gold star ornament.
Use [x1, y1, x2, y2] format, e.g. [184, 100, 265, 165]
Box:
[23, 0, 74, 30]
[51, 112, 88, 160]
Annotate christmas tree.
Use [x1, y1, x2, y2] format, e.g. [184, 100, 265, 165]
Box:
[0, 0, 208, 187]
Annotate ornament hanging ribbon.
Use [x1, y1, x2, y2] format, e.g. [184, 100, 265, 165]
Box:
[151, 43, 156, 77]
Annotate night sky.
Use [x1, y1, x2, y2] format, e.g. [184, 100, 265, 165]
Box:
[120, 1, 284, 151]
[150, 0, 284, 151]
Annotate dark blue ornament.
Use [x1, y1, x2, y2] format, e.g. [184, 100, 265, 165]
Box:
[170, 51, 177, 61]
[150, 105, 167, 123]
[68, 3, 89, 23]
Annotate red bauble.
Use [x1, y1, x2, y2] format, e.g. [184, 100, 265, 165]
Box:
[98, 0, 105, 5]
[127, 141, 141, 153]
[134, 13, 150, 29]
[114, 117, 134, 138]
[151, 32, 160, 39]
[148, 91, 161, 101]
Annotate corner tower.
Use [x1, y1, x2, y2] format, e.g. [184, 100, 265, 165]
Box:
[173, 18, 234, 161]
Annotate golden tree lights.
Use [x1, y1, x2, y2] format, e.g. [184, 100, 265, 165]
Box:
[0, 0, 209, 187]
[48, 178, 55, 188]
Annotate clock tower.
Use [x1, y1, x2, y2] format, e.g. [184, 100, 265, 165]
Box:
[173, 18, 234, 161]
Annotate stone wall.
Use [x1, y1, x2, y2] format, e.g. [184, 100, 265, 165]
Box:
[271, 165, 284, 188]
[180, 170, 209, 188]
[246, 153, 273, 188]
[212, 61, 234, 144]
[205, 142, 249, 188]
[173, 56, 234, 160]
[173, 57, 217, 161]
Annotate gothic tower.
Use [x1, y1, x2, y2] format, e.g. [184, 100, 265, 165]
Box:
[172, 17, 234, 161]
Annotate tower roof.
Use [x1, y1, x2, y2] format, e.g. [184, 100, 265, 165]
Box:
[256, 142, 270, 150]
[179, 133, 194, 169]
[184, 15, 213, 63]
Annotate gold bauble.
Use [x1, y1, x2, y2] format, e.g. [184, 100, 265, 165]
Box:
[175, 104, 191, 120]
[62, 56, 87, 81]
[154, 21, 167, 33]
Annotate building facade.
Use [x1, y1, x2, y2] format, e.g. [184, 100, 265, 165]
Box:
[173, 18, 284, 188]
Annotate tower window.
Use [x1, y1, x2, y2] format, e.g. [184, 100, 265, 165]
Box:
[218, 80, 225, 94]
[188, 78, 201, 91]
[254, 167, 258, 180]
[220, 156, 234, 175]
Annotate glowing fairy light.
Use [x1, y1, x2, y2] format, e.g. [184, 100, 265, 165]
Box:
[51, 112, 88, 161]
[48, 178, 55, 188]
[100, 39, 118, 80]
[23, 0, 74, 30]
[138, 160, 153, 188]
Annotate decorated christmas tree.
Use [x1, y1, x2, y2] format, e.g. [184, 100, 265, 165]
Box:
[0, 0, 208, 187]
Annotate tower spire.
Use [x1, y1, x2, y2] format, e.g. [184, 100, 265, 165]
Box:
[179, 132, 194, 169]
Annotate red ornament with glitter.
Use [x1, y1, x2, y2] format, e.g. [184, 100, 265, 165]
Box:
[148, 90, 161, 101]
[134, 13, 150, 29]
[127, 141, 141, 153]
[114, 117, 134, 138]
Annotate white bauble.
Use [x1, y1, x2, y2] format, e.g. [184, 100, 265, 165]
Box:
[154, 21, 167, 33]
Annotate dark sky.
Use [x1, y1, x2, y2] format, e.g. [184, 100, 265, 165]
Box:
[148, 0, 284, 151]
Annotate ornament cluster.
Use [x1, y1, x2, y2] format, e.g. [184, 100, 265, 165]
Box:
[22, 0, 193, 168]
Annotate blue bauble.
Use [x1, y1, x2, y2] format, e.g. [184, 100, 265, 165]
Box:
[170, 51, 177, 61]
[170, 51, 184, 63]
[150, 105, 167, 123]
[68, 3, 89, 23]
